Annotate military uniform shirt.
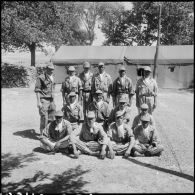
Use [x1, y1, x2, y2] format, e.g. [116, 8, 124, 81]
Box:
[79, 71, 93, 91]
[42, 119, 72, 142]
[34, 73, 55, 98]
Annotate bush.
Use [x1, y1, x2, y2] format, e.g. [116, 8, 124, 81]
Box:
[1, 63, 51, 88]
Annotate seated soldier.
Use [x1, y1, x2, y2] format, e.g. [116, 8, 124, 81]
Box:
[108, 96, 131, 126]
[88, 90, 110, 131]
[71, 111, 114, 159]
[132, 103, 155, 133]
[38, 110, 79, 158]
[62, 92, 84, 136]
[132, 115, 164, 157]
[107, 110, 135, 159]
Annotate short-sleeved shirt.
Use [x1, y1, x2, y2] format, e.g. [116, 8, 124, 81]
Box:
[107, 122, 134, 144]
[43, 119, 72, 142]
[112, 76, 134, 96]
[132, 113, 155, 131]
[134, 124, 158, 145]
[92, 72, 112, 95]
[135, 77, 158, 97]
[108, 105, 131, 125]
[79, 122, 108, 143]
[34, 73, 55, 98]
[88, 101, 110, 122]
[61, 75, 83, 95]
[79, 71, 94, 91]
[62, 103, 84, 123]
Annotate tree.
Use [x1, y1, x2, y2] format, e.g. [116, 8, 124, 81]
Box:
[1, 1, 76, 66]
[101, 2, 194, 46]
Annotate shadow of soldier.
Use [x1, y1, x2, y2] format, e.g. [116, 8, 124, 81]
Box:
[2, 165, 90, 194]
[13, 129, 40, 140]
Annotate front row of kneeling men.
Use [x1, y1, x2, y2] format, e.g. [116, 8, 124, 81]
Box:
[39, 97, 164, 159]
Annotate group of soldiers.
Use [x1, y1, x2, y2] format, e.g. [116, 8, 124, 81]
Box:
[34, 61, 163, 159]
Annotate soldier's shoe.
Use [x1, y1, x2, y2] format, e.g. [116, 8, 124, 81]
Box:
[47, 151, 56, 155]
[133, 151, 145, 157]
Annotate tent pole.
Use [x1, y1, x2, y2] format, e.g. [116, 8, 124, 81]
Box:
[153, 3, 162, 79]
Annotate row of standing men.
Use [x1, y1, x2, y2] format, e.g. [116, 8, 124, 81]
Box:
[34, 61, 162, 159]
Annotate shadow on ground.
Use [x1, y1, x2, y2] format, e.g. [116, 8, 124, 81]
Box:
[2, 152, 40, 178]
[125, 158, 194, 182]
[13, 129, 40, 140]
[2, 165, 90, 193]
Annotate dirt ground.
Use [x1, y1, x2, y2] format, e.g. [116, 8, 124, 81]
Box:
[1, 84, 194, 193]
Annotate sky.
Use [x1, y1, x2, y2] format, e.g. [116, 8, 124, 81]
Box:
[92, 2, 133, 46]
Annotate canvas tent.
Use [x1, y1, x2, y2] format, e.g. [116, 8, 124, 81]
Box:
[51, 45, 194, 88]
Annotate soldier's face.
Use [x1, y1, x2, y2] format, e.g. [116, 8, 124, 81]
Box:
[55, 116, 63, 124]
[119, 70, 126, 77]
[142, 121, 149, 129]
[69, 71, 75, 76]
[141, 109, 148, 115]
[69, 96, 76, 103]
[116, 116, 123, 125]
[47, 68, 54, 75]
[98, 66, 105, 73]
[144, 71, 151, 77]
[87, 118, 95, 128]
[119, 102, 126, 109]
[96, 94, 102, 102]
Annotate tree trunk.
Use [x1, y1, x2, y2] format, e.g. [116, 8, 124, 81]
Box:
[28, 43, 36, 67]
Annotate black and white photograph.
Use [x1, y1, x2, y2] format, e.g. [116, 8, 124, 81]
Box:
[1, 1, 194, 194]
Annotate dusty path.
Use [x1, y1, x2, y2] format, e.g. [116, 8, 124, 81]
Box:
[1, 86, 194, 193]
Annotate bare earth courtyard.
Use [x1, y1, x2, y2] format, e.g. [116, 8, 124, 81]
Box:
[1, 85, 194, 193]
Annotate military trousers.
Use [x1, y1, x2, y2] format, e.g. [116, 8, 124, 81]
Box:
[82, 91, 93, 117]
[110, 141, 130, 155]
[39, 98, 56, 134]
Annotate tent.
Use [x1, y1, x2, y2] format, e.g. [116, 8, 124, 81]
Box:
[51, 45, 194, 88]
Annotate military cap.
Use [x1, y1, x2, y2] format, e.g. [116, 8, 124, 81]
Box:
[87, 111, 96, 119]
[95, 90, 103, 94]
[83, 61, 90, 68]
[140, 103, 149, 110]
[69, 92, 76, 97]
[140, 115, 150, 122]
[68, 66, 75, 71]
[46, 62, 55, 70]
[144, 66, 151, 72]
[115, 110, 124, 118]
[55, 110, 64, 117]
[98, 62, 105, 67]
[119, 96, 127, 103]
[119, 66, 126, 71]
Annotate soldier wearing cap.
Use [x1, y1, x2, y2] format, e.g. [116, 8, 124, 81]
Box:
[107, 110, 135, 158]
[34, 61, 56, 135]
[79, 61, 94, 116]
[135, 66, 158, 115]
[132, 114, 163, 157]
[112, 66, 134, 107]
[88, 89, 111, 131]
[91, 62, 113, 104]
[38, 110, 79, 158]
[132, 103, 155, 132]
[70, 111, 114, 159]
[62, 91, 84, 136]
[108, 95, 131, 126]
[61, 66, 83, 105]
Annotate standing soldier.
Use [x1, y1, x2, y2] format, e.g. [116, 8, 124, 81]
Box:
[135, 66, 158, 115]
[79, 61, 94, 116]
[61, 66, 83, 106]
[35, 62, 56, 135]
[62, 92, 84, 136]
[112, 66, 134, 107]
[92, 62, 112, 105]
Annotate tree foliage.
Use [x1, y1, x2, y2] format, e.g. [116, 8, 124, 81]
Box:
[101, 2, 194, 46]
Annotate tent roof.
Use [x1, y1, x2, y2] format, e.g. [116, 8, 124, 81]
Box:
[51, 46, 126, 65]
[124, 45, 194, 65]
